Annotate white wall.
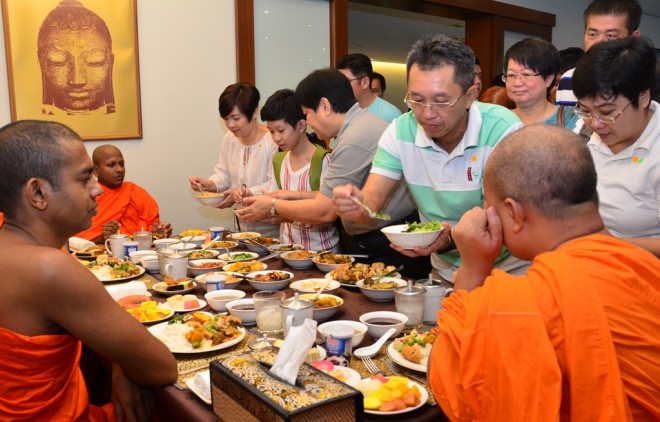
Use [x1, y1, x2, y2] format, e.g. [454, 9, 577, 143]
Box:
[0, 1, 239, 235]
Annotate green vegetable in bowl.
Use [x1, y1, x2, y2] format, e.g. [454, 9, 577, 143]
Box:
[402, 221, 444, 233]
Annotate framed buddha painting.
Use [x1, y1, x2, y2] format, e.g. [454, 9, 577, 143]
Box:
[1, 0, 142, 140]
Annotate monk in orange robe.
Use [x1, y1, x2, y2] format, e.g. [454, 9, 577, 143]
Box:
[428, 125, 660, 421]
[75, 144, 172, 243]
[0, 121, 177, 421]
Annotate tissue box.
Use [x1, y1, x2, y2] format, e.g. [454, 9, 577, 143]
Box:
[210, 350, 363, 422]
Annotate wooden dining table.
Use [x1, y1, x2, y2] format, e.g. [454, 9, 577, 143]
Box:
[99, 247, 450, 422]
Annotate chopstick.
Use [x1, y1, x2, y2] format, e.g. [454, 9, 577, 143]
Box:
[179, 364, 209, 376]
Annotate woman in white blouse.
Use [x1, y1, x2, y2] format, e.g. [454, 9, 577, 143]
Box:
[190, 83, 279, 237]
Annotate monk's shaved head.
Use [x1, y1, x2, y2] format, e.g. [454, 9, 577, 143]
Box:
[92, 144, 125, 188]
[92, 144, 121, 166]
[485, 124, 598, 219]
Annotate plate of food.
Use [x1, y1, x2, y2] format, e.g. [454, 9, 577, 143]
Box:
[381, 221, 445, 250]
[355, 277, 408, 302]
[117, 295, 174, 324]
[289, 278, 341, 295]
[353, 375, 428, 415]
[266, 243, 304, 254]
[245, 236, 280, 253]
[226, 232, 261, 244]
[218, 251, 260, 262]
[222, 260, 267, 273]
[73, 244, 106, 261]
[152, 277, 197, 295]
[188, 249, 220, 260]
[205, 240, 239, 251]
[163, 294, 207, 312]
[86, 257, 146, 283]
[325, 262, 398, 288]
[149, 312, 246, 354]
[310, 360, 361, 385]
[386, 330, 436, 372]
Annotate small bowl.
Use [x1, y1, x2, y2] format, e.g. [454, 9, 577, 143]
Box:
[318, 320, 367, 348]
[204, 289, 246, 312]
[280, 250, 315, 269]
[298, 293, 344, 322]
[188, 249, 220, 260]
[266, 243, 304, 254]
[197, 192, 225, 206]
[312, 253, 355, 273]
[359, 311, 408, 339]
[153, 238, 179, 250]
[129, 250, 157, 264]
[181, 235, 206, 247]
[171, 242, 197, 254]
[380, 223, 444, 249]
[289, 278, 340, 295]
[245, 270, 293, 291]
[140, 256, 160, 273]
[187, 259, 226, 277]
[226, 298, 256, 325]
[355, 277, 408, 302]
[195, 271, 243, 289]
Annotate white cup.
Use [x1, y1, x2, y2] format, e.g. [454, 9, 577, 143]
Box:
[209, 226, 225, 240]
[122, 241, 139, 259]
[105, 234, 129, 259]
[163, 253, 189, 279]
[205, 273, 226, 292]
[416, 279, 452, 323]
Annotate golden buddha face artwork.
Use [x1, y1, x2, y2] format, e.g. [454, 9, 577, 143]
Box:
[37, 0, 115, 114]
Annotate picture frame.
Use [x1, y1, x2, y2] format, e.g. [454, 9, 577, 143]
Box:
[1, 0, 142, 140]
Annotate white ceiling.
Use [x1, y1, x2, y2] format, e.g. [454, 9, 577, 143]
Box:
[348, 1, 660, 65]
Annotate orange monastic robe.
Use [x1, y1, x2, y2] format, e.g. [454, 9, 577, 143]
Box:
[0, 212, 4, 228]
[0, 327, 114, 421]
[76, 181, 161, 241]
[429, 235, 660, 421]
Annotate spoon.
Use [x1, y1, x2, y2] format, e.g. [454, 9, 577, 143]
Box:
[200, 235, 220, 250]
[364, 264, 404, 285]
[311, 277, 332, 302]
[353, 328, 397, 358]
[350, 197, 391, 220]
[194, 181, 205, 193]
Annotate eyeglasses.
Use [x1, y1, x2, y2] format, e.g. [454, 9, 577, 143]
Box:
[347, 76, 366, 83]
[574, 101, 632, 125]
[403, 94, 463, 113]
[371, 88, 383, 94]
[501, 72, 541, 82]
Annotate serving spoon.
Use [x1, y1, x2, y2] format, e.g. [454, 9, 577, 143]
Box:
[353, 328, 397, 359]
[351, 197, 391, 220]
[363, 264, 404, 285]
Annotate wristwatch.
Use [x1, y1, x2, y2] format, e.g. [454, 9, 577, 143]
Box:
[269, 198, 278, 216]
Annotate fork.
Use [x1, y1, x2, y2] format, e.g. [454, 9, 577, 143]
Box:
[350, 197, 391, 220]
[384, 357, 428, 386]
[361, 356, 384, 375]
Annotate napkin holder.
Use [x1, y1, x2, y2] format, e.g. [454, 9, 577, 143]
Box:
[210, 350, 363, 422]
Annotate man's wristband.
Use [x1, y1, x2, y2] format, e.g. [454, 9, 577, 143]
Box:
[438, 233, 456, 254]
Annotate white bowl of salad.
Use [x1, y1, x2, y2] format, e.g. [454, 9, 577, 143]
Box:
[380, 221, 445, 250]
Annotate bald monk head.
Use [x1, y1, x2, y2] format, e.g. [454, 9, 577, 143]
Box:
[481, 124, 604, 260]
[92, 144, 125, 189]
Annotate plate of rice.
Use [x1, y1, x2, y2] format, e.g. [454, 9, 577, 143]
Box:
[148, 312, 246, 353]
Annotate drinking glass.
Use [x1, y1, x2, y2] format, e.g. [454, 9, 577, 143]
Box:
[394, 282, 426, 327]
[253, 290, 285, 335]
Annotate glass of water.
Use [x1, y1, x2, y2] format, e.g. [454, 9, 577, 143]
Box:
[253, 290, 286, 335]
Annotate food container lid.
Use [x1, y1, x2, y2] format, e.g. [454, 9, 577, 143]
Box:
[395, 279, 426, 296]
[280, 292, 313, 310]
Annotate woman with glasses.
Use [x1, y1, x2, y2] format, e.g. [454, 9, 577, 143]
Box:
[573, 37, 660, 258]
[503, 38, 578, 128]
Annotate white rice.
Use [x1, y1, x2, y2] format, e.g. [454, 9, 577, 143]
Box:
[90, 266, 113, 280]
[154, 323, 193, 351]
